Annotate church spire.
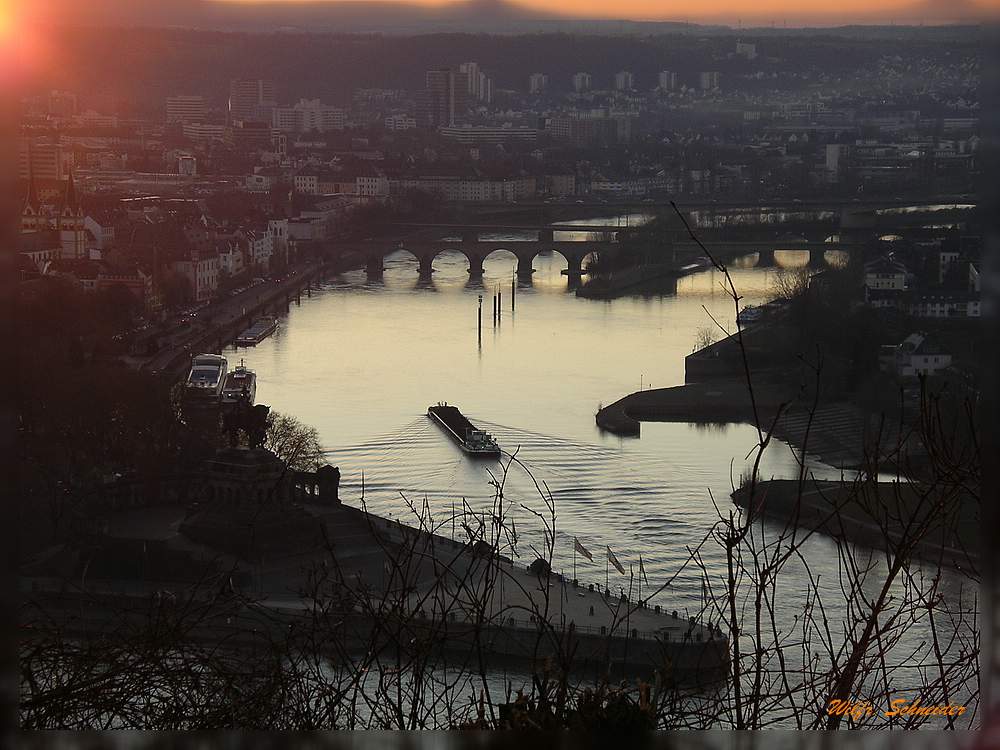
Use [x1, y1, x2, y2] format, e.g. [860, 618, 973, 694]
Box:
[63, 168, 80, 214]
[23, 144, 38, 212]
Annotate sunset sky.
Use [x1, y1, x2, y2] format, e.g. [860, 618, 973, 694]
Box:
[12, 0, 1000, 26]
[214, 0, 997, 22]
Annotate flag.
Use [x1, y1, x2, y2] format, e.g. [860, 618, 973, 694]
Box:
[639, 555, 649, 585]
[607, 546, 625, 575]
[574, 537, 593, 562]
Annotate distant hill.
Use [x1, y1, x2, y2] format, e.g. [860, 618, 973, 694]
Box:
[46, 0, 724, 35]
[34, 23, 979, 118]
[37, 0, 989, 34]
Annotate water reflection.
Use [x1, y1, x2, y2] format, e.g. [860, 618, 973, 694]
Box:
[235, 238, 974, 708]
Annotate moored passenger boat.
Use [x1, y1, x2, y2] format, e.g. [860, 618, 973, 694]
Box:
[185, 354, 228, 398]
[221, 361, 257, 405]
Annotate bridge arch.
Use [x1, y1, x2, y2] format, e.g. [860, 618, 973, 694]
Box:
[420, 245, 477, 278]
[382, 246, 423, 272]
[773, 249, 810, 269]
[379, 245, 472, 279]
[479, 247, 521, 277]
[532, 247, 569, 269]
[530, 247, 588, 277]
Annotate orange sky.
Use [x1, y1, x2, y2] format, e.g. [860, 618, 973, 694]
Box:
[9, 0, 1000, 27]
[216, 0, 999, 23]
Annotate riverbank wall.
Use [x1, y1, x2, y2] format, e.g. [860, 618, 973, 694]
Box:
[596, 380, 790, 437]
[152, 260, 339, 382]
[22, 584, 728, 683]
[732, 479, 978, 569]
[22, 495, 730, 683]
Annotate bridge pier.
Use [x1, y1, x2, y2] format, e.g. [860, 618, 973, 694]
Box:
[516, 255, 534, 278]
[808, 246, 827, 267]
[418, 257, 434, 280]
[366, 257, 384, 280]
[562, 255, 584, 278]
[755, 248, 776, 267]
[467, 256, 485, 277]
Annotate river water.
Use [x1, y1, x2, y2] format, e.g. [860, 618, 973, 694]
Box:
[236, 244, 827, 601]
[230, 224, 977, 714]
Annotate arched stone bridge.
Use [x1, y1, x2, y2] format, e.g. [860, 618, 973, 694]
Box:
[344, 228, 613, 280]
[342, 238, 856, 280]
[338, 224, 860, 281]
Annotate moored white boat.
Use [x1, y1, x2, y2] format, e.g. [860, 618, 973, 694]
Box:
[221, 361, 257, 405]
[185, 354, 228, 398]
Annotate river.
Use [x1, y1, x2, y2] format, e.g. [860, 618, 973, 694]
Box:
[229, 227, 978, 716]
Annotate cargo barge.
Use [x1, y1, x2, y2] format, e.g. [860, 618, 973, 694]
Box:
[236, 316, 278, 347]
[427, 403, 500, 456]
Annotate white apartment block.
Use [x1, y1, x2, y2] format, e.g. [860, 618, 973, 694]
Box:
[388, 175, 536, 202]
[699, 71, 721, 91]
[614, 71, 634, 91]
[166, 95, 207, 123]
[272, 99, 347, 133]
[384, 114, 418, 130]
[356, 174, 389, 198]
[572, 72, 592, 93]
[183, 122, 227, 142]
[294, 174, 319, 194]
[438, 125, 538, 144]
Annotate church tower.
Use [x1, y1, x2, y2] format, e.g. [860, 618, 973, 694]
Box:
[58, 170, 86, 259]
[21, 155, 41, 233]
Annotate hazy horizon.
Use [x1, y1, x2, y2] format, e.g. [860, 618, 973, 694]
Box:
[16, 0, 999, 30]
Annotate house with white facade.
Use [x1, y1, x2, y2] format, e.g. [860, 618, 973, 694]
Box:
[879, 333, 952, 378]
[245, 226, 274, 271]
[217, 239, 247, 279]
[172, 250, 220, 302]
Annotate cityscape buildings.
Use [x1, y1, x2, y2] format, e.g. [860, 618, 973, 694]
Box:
[228, 78, 277, 123]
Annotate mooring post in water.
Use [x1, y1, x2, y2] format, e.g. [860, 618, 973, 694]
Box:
[492, 293, 497, 327]
[498, 290, 502, 321]
[478, 294, 483, 343]
[511, 271, 515, 312]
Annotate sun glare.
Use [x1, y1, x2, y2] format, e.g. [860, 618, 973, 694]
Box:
[0, 1, 49, 85]
[0, 2, 14, 39]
